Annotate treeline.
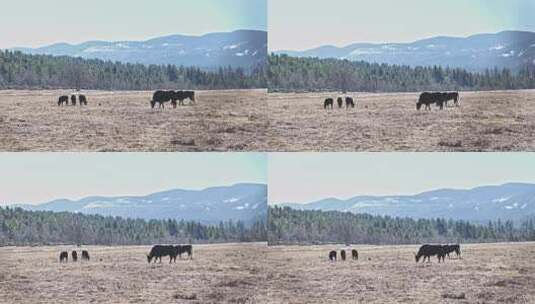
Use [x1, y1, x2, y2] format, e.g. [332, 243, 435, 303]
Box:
[0, 50, 267, 90]
[268, 206, 535, 245]
[268, 54, 535, 93]
[0, 207, 267, 246]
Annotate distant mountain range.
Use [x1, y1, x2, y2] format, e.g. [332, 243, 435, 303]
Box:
[15, 183, 267, 225]
[12, 30, 267, 70]
[279, 183, 535, 223]
[276, 31, 535, 72]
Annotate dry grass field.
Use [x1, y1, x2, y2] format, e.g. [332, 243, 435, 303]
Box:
[268, 90, 535, 151]
[2, 242, 533, 303]
[264, 242, 535, 304]
[0, 89, 268, 151]
[0, 243, 270, 304]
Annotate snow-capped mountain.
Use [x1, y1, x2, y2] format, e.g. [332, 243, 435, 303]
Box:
[15, 183, 267, 225]
[276, 31, 535, 72]
[12, 30, 267, 69]
[279, 183, 535, 223]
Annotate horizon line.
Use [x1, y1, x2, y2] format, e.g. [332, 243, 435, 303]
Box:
[4, 182, 267, 207]
[270, 181, 535, 205]
[6, 28, 267, 50]
[270, 29, 534, 52]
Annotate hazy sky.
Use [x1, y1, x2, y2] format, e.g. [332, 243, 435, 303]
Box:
[268, 153, 535, 204]
[0, 153, 266, 205]
[0, 0, 267, 49]
[269, 0, 535, 51]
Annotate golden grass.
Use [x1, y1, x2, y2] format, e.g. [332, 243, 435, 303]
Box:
[264, 242, 535, 303]
[0, 89, 268, 151]
[267, 90, 535, 151]
[0, 243, 270, 304]
[3, 243, 533, 303]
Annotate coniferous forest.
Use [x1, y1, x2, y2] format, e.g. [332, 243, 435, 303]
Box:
[268, 54, 535, 93]
[268, 206, 535, 246]
[0, 50, 267, 90]
[0, 207, 267, 246]
[4, 51, 535, 93]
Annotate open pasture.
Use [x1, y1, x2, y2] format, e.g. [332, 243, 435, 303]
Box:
[0, 89, 268, 151]
[268, 90, 535, 151]
[0, 243, 269, 304]
[264, 242, 535, 303]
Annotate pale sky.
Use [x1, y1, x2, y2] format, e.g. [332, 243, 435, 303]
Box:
[269, 0, 535, 51]
[268, 153, 535, 204]
[0, 153, 267, 205]
[0, 0, 267, 49]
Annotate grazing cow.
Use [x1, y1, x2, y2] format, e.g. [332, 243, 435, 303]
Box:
[443, 92, 460, 107]
[71, 251, 78, 262]
[79, 95, 88, 106]
[58, 95, 69, 106]
[329, 250, 337, 261]
[340, 250, 346, 261]
[351, 249, 358, 260]
[170, 90, 196, 108]
[444, 244, 461, 259]
[81, 250, 90, 261]
[324, 98, 334, 110]
[416, 92, 445, 111]
[345, 97, 355, 109]
[176, 245, 193, 259]
[415, 244, 446, 263]
[179, 91, 196, 106]
[71, 95, 77, 106]
[337, 97, 344, 109]
[147, 245, 177, 263]
[59, 251, 68, 263]
[150, 90, 175, 109]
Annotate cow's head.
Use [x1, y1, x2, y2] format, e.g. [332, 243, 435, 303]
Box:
[147, 255, 152, 263]
[416, 102, 422, 111]
[150, 100, 156, 109]
[414, 253, 420, 263]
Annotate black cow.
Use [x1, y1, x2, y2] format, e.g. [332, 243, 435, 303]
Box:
[81, 250, 90, 261]
[147, 245, 177, 263]
[58, 95, 69, 106]
[416, 92, 445, 111]
[345, 97, 355, 109]
[59, 251, 68, 263]
[340, 250, 346, 261]
[351, 249, 358, 260]
[337, 97, 344, 109]
[71, 251, 78, 262]
[151, 90, 175, 109]
[71, 95, 77, 106]
[176, 245, 193, 259]
[79, 95, 88, 106]
[329, 250, 337, 261]
[324, 98, 334, 110]
[444, 244, 461, 259]
[174, 90, 196, 107]
[415, 244, 446, 263]
[443, 92, 460, 107]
